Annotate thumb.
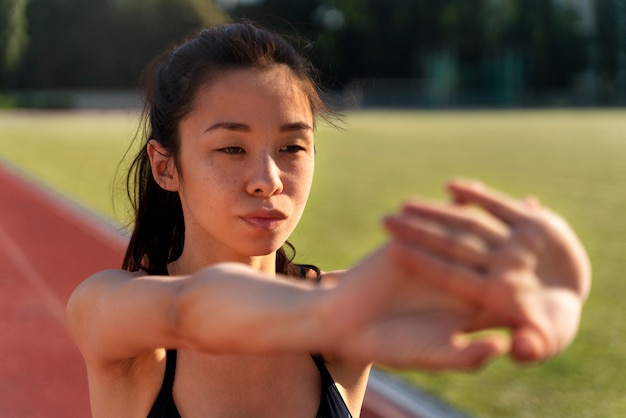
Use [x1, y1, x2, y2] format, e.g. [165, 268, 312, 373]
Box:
[430, 333, 510, 371]
[511, 326, 548, 363]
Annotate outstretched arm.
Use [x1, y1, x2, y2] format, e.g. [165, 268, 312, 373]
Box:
[74, 180, 580, 371]
[321, 245, 509, 370]
[69, 252, 507, 371]
[384, 179, 591, 363]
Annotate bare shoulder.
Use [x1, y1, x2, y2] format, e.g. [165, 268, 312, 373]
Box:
[65, 270, 172, 416]
[66, 269, 143, 340]
[66, 269, 184, 367]
[323, 354, 372, 415]
[318, 269, 346, 287]
[316, 269, 372, 413]
[68, 269, 143, 302]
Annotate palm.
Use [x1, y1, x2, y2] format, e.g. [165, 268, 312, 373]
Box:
[384, 180, 590, 363]
[329, 246, 506, 370]
[478, 212, 587, 359]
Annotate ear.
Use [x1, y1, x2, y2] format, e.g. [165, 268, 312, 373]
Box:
[147, 139, 180, 191]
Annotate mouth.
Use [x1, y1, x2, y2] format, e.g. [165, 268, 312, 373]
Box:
[240, 210, 288, 231]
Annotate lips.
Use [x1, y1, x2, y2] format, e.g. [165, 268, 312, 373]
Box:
[240, 209, 288, 231]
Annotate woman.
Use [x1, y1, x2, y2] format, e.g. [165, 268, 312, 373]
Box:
[67, 22, 590, 417]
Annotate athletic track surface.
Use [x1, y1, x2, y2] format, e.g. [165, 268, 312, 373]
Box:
[0, 161, 468, 418]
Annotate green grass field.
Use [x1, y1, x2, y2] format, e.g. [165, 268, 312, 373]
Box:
[1, 109, 625, 417]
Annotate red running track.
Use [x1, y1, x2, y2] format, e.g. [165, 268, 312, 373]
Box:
[0, 161, 463, 418]
[0, 162, 123, 417]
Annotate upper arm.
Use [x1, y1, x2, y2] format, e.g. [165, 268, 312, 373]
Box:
[66, 269, 184, 365]
[67, 264, 333, 366]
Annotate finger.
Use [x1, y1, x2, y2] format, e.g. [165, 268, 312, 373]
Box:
[384, 214, 490, 270]
[387, 240, 487, 305]
[446, 180, 532, 226]
[523, 195, 541, 209]
[426, 335, 509, 371]
[510, 326, 550, 363]
[349, 320, 509, 371]
[398, 200, 509, 246]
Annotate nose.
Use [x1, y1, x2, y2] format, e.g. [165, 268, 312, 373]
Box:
[246, 154, 284, 197]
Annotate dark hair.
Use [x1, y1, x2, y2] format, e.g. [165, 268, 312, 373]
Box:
[122, 22, 332, 279]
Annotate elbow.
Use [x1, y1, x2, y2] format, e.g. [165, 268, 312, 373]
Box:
[167, 276, 201, 349]
[166, 265, 231, 352]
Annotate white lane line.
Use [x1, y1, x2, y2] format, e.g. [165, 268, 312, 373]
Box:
[0, 159, 127, 254]
[0, 225, 69, 330]
[367, 368, 473, 418]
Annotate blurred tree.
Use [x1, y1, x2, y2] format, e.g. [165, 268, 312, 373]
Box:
[225, 0, 444, 84]
[226, 0, 588, 96]
[9, 0, 225, 89]
[515, 0, 587, 90]
[0, 0, 29, 88]
[593, 0, 619, 83]
[1, 0, 618, 106]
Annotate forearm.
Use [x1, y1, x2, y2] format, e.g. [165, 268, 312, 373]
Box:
[173, 263, 336, 354]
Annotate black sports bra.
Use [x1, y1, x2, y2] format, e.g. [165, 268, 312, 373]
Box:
[144, 264, 350, 417]
[146, 350, 352, 418]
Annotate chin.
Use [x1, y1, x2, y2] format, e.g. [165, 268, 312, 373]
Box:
[239, 240, 285, 258]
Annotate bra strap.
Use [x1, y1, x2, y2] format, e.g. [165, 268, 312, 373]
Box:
[311, 355, 333, 383]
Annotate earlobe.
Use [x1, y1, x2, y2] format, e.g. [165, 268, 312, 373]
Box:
[147, 139, 180, 191]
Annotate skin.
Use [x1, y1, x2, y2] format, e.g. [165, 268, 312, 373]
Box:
[67, 65, 591, 417]
[384, 180, 591, 362]
[157, 65, 316, 275]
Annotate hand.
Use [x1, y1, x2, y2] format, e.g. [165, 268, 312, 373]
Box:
[323, 245, 509, 370]
[383, 180, 591, 363]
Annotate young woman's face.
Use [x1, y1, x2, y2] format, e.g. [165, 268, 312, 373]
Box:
[173, 65, 315, 264]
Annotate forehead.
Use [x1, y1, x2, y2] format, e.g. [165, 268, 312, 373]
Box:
[189, 65, 314, 124]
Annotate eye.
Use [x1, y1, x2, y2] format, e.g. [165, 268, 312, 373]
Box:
[218, 146, 245, 155]
[280, 145, 306, 154]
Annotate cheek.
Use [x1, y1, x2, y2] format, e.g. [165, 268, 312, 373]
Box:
[302, 166, 314, 198]
[289, 162, 315, 205]
[178, 160, 236, 212]
[182, 155, 235, 190]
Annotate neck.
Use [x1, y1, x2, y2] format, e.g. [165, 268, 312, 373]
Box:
[168, 248, 277, 277]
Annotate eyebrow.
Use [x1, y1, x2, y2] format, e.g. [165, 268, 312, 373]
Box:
[280, 122, 313, 133]
[204, 121, 313, 134]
